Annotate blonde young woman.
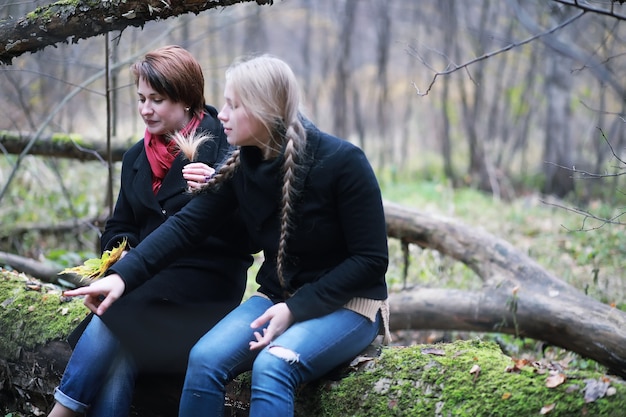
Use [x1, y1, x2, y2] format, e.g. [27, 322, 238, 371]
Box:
[64, 54, 390, 417]
[48, 46, 252, 417]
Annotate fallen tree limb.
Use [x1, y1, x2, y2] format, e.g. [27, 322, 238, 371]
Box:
[1, 270, 625, 417]
[0, 130, 128, 162]
[383, 201, 626, 377]
[0, 0, 274, 65]
[0, 251, 83, 288]
[2, 201, 625, 376]
[0, 214, 108, 240]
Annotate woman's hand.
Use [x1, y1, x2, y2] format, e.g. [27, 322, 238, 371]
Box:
[183, 162, 215, 191]
[63, 274, 126, 316]
[249, 302, 295, 351]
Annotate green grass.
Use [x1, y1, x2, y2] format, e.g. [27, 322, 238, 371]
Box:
[379, 179, 626, 305]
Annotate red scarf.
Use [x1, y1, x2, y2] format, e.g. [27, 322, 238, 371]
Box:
[144, 113, 203, 194]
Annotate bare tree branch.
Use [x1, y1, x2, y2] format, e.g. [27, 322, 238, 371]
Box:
[511, 0, 626, 99]
[0, 22, 183, 205]
[541, 127, 626, 229]
[541, 199, 626, 229]
[552, 0, 626, 20]
[409, 9, 585, 96]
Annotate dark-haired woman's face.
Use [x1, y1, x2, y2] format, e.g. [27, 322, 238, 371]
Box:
[137, 77, 189, 136]
[217, 80, 269, 149]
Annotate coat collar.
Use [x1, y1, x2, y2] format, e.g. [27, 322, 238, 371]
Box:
[236, 124, 322, 229]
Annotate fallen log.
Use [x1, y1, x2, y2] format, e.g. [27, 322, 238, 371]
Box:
[2, 202, 625, 375]
[0, 251, 82, 287]
[2, 201, 626, 414]
[0, 0, 272, 65]
[2, 270, 626, 417]
[382, 201, 626, 377]
[0, 130, 129, 162]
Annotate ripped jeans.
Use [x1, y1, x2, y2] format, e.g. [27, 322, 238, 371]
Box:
[179, 295, 380, 417]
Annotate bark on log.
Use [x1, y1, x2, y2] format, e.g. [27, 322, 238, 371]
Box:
[382, 201, 626, 377]
[0, 131, 128, 162]
[0, 0, 273, 65]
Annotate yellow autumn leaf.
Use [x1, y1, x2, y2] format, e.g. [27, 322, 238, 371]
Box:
[59, 238, 128, 282]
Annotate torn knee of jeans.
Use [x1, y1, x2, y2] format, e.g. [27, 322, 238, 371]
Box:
[268, 345, 300, 364]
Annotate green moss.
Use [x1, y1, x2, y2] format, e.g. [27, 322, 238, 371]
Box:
[51, 132, 85, 145]
[2, 267, 625, 416]
[25, 0, 103, 22]
[0, 269, 89, 360]
[298, 340, 626, 417]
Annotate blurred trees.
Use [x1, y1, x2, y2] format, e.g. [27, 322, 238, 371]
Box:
[1, 0, 625, 246]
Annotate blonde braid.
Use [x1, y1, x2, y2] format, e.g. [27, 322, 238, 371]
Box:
[276, 124, 304, 293]
[201, 149, 240, 193]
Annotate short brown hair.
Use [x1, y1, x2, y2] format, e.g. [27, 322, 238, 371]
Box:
[130, 45, 205, 117]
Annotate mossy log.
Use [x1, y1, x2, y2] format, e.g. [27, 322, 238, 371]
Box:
[0, 130, 128, 162]
[383, 201, 626, 377]
[0, 0, 273, 65]
[2, 201, 626, 377]
[3, 270, 626, 417]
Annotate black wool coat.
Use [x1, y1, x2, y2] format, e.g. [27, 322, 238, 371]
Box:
[111, 122, 388, 327]
[72, 106, 252, 373]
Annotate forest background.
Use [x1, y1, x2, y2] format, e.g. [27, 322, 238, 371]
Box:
[1, 0, 625, 358]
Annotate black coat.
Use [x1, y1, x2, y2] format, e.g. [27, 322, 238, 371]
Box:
[72, 106, 252, 373]
[111, 122, 388, 326]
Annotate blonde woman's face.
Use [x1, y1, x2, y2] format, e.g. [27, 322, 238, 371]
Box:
[218, 80, 269, 148]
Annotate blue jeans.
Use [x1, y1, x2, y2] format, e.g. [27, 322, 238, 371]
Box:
[54, 316, 137, 416]
[179, 295, 380, 417]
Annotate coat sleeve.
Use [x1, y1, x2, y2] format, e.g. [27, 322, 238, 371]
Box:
[107, 183, 238, 293]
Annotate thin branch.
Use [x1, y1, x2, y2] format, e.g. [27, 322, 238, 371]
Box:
[579, 100, 626, 123]
[544, 161, 626, 180]
[541, 127, 626, 229]
[0, 68, 104, 95]
[552, 0, 626, 20]
[598, 127, 626, 165]
[541, 199, 626, 230]
[411, 10, 586, 96]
